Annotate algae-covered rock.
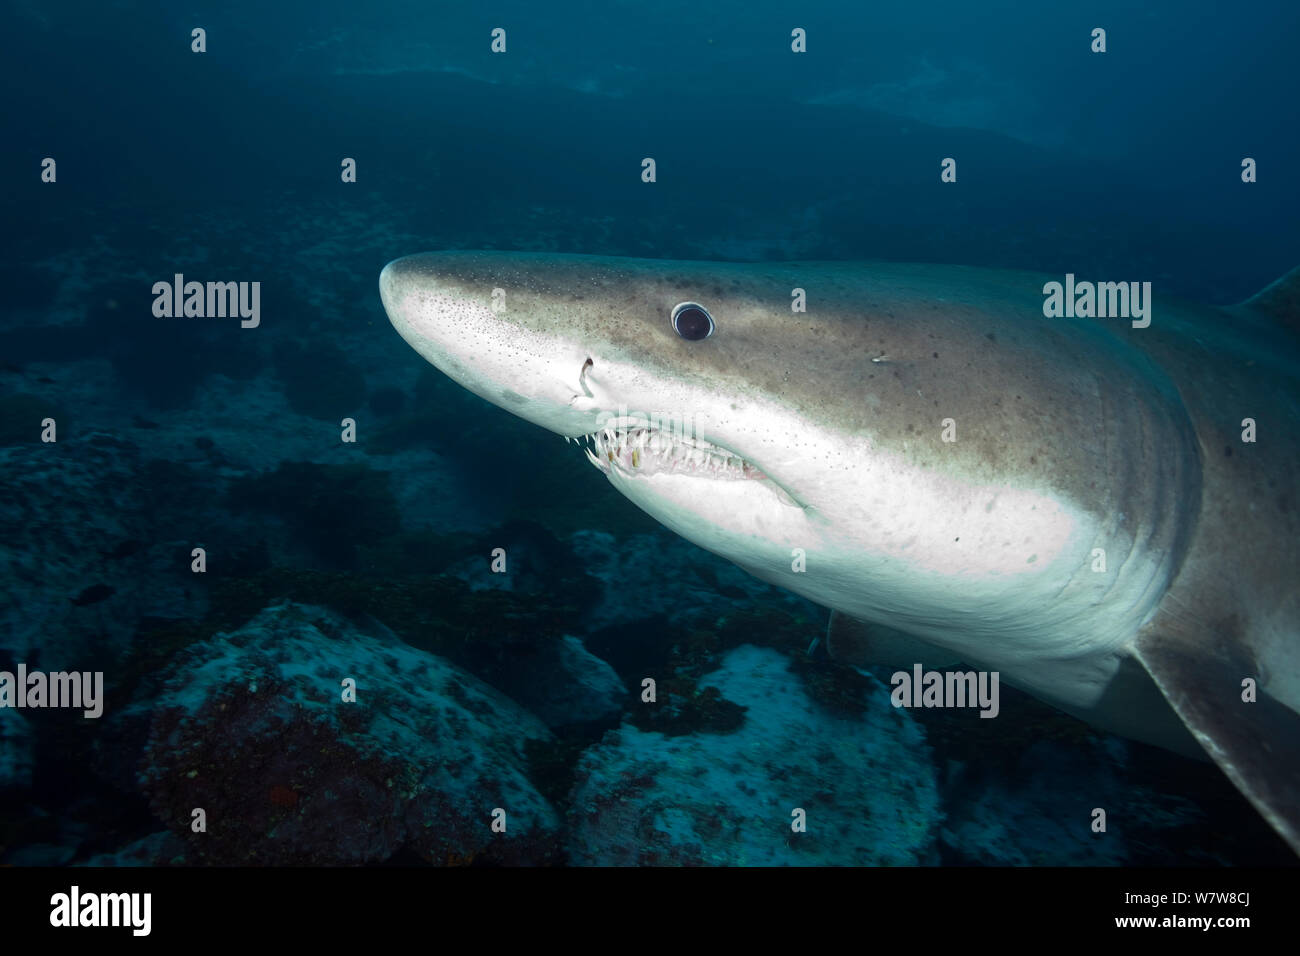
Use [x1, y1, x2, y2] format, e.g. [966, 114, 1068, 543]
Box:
[141, 601, 561, 865]
[568, 645, 942, 865]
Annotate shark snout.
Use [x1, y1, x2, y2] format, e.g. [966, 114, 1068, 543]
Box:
[379, 253, 601, 437]
[379, 254, 453, 342]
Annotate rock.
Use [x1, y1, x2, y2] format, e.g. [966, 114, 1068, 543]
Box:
[79, 831, 189, 866]
[568, 645, 942, 865]
[432, 630, 626, 730]
[511, 635, 626, 729]
[938, 738, 1204, 865]
[2, 842, 77, 866]
[0, 707, 33, 791]
[0, 433, 203, 668]
[139, 601, 561, 865]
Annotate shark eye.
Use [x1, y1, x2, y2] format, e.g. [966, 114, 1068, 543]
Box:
[671, 302, 714, 341]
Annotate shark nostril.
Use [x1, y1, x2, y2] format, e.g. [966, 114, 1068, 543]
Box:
[579, 357, 594, 396]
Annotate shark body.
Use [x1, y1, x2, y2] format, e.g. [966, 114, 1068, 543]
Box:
[380, 250, 1300, 853]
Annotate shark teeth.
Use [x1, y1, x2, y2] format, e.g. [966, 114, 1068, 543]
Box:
[573, 424, 767, 481]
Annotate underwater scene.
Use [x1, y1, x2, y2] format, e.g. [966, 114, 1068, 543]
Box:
[2, 0, 1299, 873]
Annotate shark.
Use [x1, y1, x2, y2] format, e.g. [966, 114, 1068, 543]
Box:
[379, 250, 1300, 854]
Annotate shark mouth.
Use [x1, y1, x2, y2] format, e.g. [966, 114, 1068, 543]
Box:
[568, 423, 768, 482]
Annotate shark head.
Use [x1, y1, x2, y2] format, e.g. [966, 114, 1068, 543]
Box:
[381, 251, 830, 580]
[380, 251, 1197, 696]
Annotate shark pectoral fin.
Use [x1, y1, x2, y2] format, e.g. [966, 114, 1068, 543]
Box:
[825, 611, 959, 669]
[1135, 631, 1300, 855]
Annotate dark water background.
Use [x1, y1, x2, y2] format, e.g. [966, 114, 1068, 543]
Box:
[1, 1, 1297, 866]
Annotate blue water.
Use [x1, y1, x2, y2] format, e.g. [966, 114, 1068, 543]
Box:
[1, 1, 1297, 866]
